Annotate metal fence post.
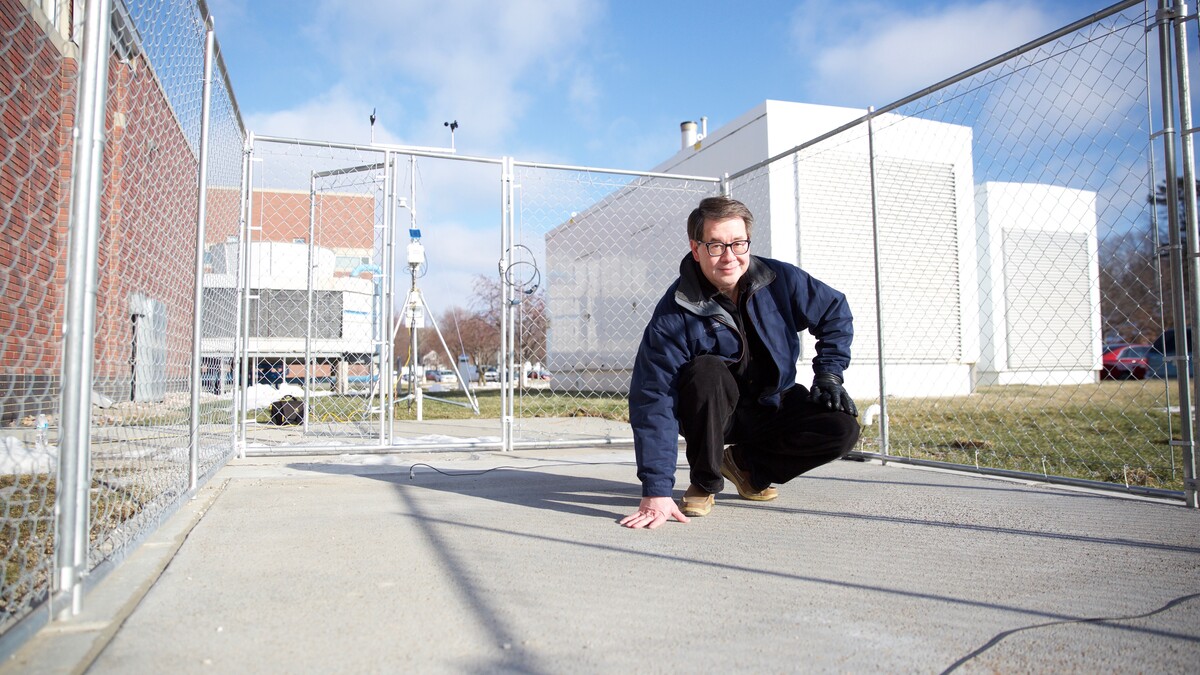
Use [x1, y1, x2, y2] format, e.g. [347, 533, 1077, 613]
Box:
[866, 109, 890, 460]
[304, 172, 316, 434]
[231, 141, 251, 455]
[55, 0, 112, 617]
[1169, 0, 1200, 507]
[1155, 0, 1196, 506]
[239, 142, 259, 453]
[383, 152, 397, 443]
[501, 157, 514, 451]
[188, 18, 217, 491]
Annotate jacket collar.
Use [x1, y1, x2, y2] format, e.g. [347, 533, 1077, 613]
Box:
[674, 254, 776, 318]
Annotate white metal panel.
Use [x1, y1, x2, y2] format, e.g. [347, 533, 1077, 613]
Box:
[1004, 229, 1093, 370]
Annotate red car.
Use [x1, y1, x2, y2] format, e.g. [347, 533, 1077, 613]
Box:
[1101, 344, 1151, 380]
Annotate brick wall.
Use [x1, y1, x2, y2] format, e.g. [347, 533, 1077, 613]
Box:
[253, 189, 375, 248]
[90, 50, 202, 398]
[2, 0, 210, 410]
[0, 0, 75, 423]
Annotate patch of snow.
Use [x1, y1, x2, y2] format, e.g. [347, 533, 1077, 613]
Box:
[0, 436, 58, 475]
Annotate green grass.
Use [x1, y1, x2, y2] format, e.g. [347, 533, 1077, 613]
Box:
[111, 380, 1192, 492]
[270, 388, 632, 423]
[284, 381, 1186, 490]
[858, 381, 1185, 491]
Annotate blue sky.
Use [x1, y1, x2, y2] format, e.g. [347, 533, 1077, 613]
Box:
[210, 0, 1112, 168]
[205, 0, 1122, 311]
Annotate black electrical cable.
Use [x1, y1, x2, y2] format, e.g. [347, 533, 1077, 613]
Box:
[501, 244, 541, 295]
[939, 591, 1200, 674]
[407, 460, 633, 480]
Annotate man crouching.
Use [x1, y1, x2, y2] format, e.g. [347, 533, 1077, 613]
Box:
[620, 196, 860, 529]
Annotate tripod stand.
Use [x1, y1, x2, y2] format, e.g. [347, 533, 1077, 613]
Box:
[395, 244, 479, 417]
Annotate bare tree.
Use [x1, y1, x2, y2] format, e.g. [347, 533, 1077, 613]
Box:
[440, 306, 500, 382]
[471, 274, 548, 374]
[1099, 227, 1163, 344]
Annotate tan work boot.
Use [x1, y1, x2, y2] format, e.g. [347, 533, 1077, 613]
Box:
[720, 445, 779, 501]
[680, 484, 714, 516]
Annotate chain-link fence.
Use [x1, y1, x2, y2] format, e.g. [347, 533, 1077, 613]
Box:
[507, 165, 719, 443]
[1, 0, 77, 638]
[3, 0, 1197, 654]
[236, 144, 723, 452]
[0, 0, 243, 645]
[724, 2, 1192, 495]
[240, 138, 512, 451]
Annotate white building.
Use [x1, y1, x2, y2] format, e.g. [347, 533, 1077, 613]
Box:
[544, 100, 1100, 398]
[202, 241, 380, 389]
[975, 182, 1100, 386]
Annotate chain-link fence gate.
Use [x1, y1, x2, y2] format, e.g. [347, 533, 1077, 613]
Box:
[237, 142, 723, 453]
[240, 138, 511, 452]
[723, 1, 1196, 500]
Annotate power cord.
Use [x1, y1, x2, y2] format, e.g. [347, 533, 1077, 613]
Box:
[501, 244, 541, 296]
[940, 591, 1200, 673]
[407, 460, 632, 480]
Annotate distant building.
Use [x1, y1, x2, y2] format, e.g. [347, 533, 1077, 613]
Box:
[544, 100, 1099, 397]
[201, 189, 382, 393]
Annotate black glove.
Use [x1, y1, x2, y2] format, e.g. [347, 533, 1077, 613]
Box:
[809, 373, 858, 416]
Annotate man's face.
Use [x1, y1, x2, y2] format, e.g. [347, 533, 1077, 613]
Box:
[689, 216, 750, 296]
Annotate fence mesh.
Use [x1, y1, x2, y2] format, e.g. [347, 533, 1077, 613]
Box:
[0, 0, 76, 634]
[1, 0, 1195, 650]
[242, 140, 509, 448]
[239, 140, 389, 446]
[728, 3, 1180, 489]
[512, 167, 719, 439]
[1, 0, 244, 636]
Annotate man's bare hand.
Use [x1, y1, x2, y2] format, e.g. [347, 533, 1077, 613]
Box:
[619, 496, 690, 529]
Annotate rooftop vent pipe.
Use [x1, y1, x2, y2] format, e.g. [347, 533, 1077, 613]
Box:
[681, 121, 698, 149]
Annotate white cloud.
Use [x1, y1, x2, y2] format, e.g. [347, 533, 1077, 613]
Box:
[245, 85, 407, 146]
[404, 219, 502, 313]
[304, 0, 601, 150]
[568, 67, 601, 122]
[793, 1, 1057, 107]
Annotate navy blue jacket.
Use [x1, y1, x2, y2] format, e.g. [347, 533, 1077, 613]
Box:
[629, 254, 854, 497]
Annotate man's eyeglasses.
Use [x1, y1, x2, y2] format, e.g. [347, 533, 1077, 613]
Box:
[696, 239, 751, 257]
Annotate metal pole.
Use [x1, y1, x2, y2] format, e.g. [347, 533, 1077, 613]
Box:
[55, 0, 112, 617]
[386, 154, 401, 443]
[500, 157, 513, 450]
[381, 153, 395, 443]
[188, 19, 216, 491]
[1156, 0, 1195, 504]
[1170, 0, 1200, 507]
[303, 172, 316, 433]
[866, 110, 890, 459]
[239, 148, 259, 452]
[409, 156, 422, 421]
[230, 143, 250, 453]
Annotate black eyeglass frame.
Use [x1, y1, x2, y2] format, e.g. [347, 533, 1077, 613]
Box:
[695, 239, 751, 256]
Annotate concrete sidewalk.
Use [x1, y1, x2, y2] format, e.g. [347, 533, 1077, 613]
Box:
[5, 448, 1199, 673]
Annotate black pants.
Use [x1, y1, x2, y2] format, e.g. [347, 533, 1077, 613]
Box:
[677, 355, 861, 493]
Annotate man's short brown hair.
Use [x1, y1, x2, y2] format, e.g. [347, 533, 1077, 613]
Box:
[687, 196, 754, 241]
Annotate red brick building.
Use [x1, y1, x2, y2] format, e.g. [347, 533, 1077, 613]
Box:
[2, 0, 210, 418]
[1, 0, 77, 424]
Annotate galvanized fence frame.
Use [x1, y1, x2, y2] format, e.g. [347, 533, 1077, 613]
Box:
[0, 0, 245, 652]
[724, 0, 1197, 504]
[4, 0, 1198, 656]
[236, 139, 723, 455]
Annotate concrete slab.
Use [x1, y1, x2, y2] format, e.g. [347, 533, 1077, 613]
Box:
[4, 449, 1199, 673]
